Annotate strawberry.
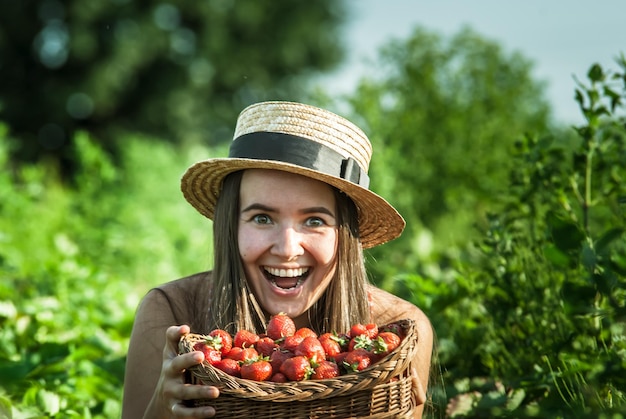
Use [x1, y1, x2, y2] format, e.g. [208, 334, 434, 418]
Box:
[295, 336, 326, 363]
[319, 333, 348, 357]
[266, 312, 296, 340]
[256, 336, 279, 357]
[281, 335, 304, 352]
[226, 346, 258, 362]
[311, 360, 340, 380]
[344, 348, 372, 372]
[241, 358, 273, 382]
[380, 322, 405, 339]
[193, 342, 222, 365]
[331, 351, 349, 369]
[269, 349, 294, 372]
[206, 329, 233, 355]
[373, 331, 401, 356]
[234, 329, 260, 348]
[348, 334, 373, 352]
[349, 323, 378, 339]
[214, 358, 241, 377]
[279, 355, 313, 381]
[294, 327, 318, 339]
[270, 372, 288, 383]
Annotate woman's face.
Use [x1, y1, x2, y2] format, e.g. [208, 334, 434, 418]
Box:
[238, 169, 338, 325]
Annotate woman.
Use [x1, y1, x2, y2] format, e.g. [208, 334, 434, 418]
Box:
[122, 101, 433, 418]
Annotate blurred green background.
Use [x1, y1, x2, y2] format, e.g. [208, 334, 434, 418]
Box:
[1, 1, 625, 417]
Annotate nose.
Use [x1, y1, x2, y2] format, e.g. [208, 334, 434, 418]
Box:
[271, 226, 305, 260]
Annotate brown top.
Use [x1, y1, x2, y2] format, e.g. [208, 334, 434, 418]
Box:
[121, 271, 433, 418]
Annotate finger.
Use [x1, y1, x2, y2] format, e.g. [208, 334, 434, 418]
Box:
[164, 351, 204, 380]
[164, 325, 191, 358]
[180, 384, 220, 401]
[410, 367, 426, 405]
[171, 401, 216, 418]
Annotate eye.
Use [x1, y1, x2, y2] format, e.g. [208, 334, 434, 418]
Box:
[252, 214, 272, 225]
[305, 217, 326, 227]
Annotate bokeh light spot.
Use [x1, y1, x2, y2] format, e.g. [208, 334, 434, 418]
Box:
[67, 93, 94, 119]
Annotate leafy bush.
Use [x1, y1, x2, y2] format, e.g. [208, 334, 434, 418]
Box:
[420, 60, 626, 418]
[0, 129, 212, 417]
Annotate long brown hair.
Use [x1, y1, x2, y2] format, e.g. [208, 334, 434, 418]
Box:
[205, 170, 371, 335]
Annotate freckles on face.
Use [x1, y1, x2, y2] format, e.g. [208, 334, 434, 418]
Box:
[237, 169, 338, 321]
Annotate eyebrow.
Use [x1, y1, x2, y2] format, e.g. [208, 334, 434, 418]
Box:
[241, 203, 336, 217]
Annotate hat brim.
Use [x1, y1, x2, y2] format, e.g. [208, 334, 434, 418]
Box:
[181, 158, 405, 248]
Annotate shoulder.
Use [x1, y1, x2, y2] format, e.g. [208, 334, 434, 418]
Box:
[138, 271, 212, 328]
[367, 284, 433, 347]
[152, 271, 211, 295]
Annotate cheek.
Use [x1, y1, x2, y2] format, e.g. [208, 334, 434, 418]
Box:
[237, 225, 255, 261]
[238, 225, 269, 262]
[313, 234, 338, 266]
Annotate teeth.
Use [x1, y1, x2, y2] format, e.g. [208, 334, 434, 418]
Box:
[264, 267, 309, 278]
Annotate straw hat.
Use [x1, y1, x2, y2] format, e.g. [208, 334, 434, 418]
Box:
[181, 101, 405, 248]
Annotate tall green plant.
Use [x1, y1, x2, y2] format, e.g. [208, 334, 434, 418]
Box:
[440, 58, 626, 417]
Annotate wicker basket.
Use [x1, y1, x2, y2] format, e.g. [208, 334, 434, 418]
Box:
[178, 319, 418, 418]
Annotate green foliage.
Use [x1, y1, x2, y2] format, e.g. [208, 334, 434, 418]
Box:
[0, 128, 212, 417]
[1, 18, 625, 418]
[424, 59, 626, 417]
[346, 26, 552, 280]
[0, 0, 346, 175]
[340, 31, 625, 415]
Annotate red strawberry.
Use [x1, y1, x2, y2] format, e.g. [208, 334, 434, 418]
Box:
[256, 336, 279, 357]
[280, 355, 313, 381]
[281, 335, 304, 352]
[348, 334, 373, 352]
[380, 322, 405, 339]
[234, 330, 260, 348]
[344, 349, 372, 372]
[270, 372, 288, 383]
[373, 332, 401, 356]
[349, 323, 378, 339]
[294, 327, 318, 339]
[319, 333, 348, 357]
[332, 351, 349, 368]
[295, 336, 326, 362]
[241, 358, 273, 381]
[311, 360, 340, 380]
[227, 346, 258, 362]
[266, 312, 296, 340]
[193, 342, 222, 365]
[206, 329, 233, 355]
[269, 349, 294, 372]
[225, 346, 243, 360]
[214, 358, 241, 377]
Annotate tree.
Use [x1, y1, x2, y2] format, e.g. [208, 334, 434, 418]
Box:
[0, 0, 346, 176]
[344, 26, 552, 278]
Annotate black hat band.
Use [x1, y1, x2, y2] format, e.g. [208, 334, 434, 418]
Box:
[228, 132, 370, 189]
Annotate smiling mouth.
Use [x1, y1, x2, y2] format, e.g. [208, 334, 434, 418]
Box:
[264, 267, 310, 290]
